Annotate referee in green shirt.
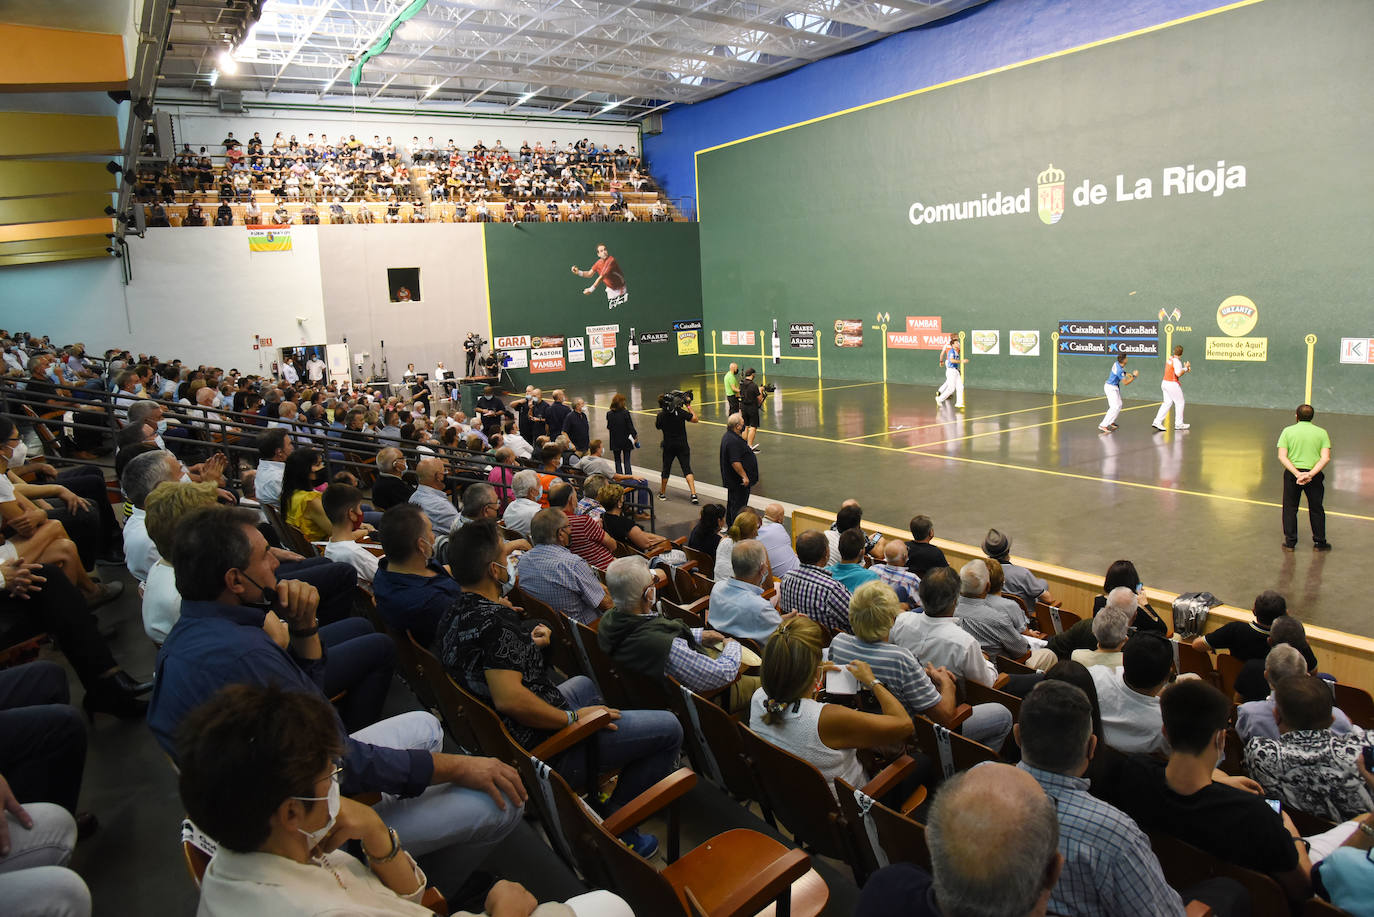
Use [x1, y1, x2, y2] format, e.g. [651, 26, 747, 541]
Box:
[1276, 403, 1332, 551]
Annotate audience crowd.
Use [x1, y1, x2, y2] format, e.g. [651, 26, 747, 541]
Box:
[1, 325, 1371, 917]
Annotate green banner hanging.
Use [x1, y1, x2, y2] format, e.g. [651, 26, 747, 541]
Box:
[350, 0, 430, 87]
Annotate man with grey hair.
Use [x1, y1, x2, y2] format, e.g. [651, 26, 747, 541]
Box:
[707, 540, 782, 644]
[1014, 681, 1194, 917]
[1236, 644, 1355, 742]
[121, 449, 185, 581]
[370, 446, 414, 510]
[598, 556, 756, 713]
[719, 412, 756, 523]
[576, 472, 611, 518]
[1071, 588, 1134, 670]
[756, 503, 799, 578]
[956, 560, 1057, 672]
[516, 508, 610, 625]
[407, 456, 458, 534]
[499, 468, 543, 538]
[857, 763, 1062, 917]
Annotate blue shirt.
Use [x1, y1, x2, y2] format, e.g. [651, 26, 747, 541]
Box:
[1107, 361, 1126, 386]
[827, 561, 879, 593]
[372, 558, 463, 647]
[517, 543, 606, 625]
[148, 599, 432, 798]
[707, 577, 781, 644]
[943, 346, 961, 370]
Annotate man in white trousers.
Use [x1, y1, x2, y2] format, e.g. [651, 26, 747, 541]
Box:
[935, 333, 964, 409]
[1151, 344, 1190, 431]
[1099, 354, 1138, 432]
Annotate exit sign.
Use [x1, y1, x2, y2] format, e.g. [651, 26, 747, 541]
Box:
[259, 337, 273, 346]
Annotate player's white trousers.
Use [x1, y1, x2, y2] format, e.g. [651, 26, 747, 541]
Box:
[937, 367, 963, 406]
[1101, 384, 1123, 427]
[1152, 380, 1185, 427]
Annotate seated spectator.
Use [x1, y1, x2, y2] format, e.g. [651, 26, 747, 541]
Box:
[755, 503, 799, 579]
[1048, 558, 1168, 659]
[599, 556, 757, 714]
[825, 501, 878, 566]
[1070, 589, 1133, 670]
[1194, 589, 1287, 661]
[121, 449, 183, 581]
[687, 501, 725, 560]
[179, 683, 599, 917]
[320, 484, 379, 588]
[143, 480, 219, 644]
[750, 616, 917, 802]
[979, 556, 1030, 631]
[407, 456, 457, 535]
[485, 447, 518, 508]
[148, 505, 521, 871]
[777, 530, 852, 635]
[956, 560, 1057, 670]
[1309, 764, 1374, 915]
[370, 447, 415, 510]
[981, 528, 1053, 608]
[856, 764, 1061, 917]
[869, 539, 920, 608]
[890, 567, 998, 688]
[0, 662, 92, 917]
[436, 520, 680, 857]
[827, 529, 879, 593]
[1090, 633, 1173, 755]
[904, 514, 947, 578]
[1237, 644, 1355, 742]
[597, 484, 681, 561]
[1014, 681, 1215, 917]
[1245, 675, 1373, 822]
[516, 508, 611, 626]
[280, 448, 330, 542]
[548, 482, 613, 571]
[1235, 615, 1321, 703]
[575, 439, 615, 477]
[714, 508, 762, 582]
[708, 541, 782, 645]
[499, 469, 542, 538]
[573, 473, 608, 520]
[836, 580, 1012, 750]
[1099, 679, 1314, 904]
[455, 483, 530, 560]
[254, 428, 291, 508]
[371, 504, 459, 647]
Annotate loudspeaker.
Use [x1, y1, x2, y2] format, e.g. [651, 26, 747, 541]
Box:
[153, 111, 175, 159]
[132, 202, 147, 236]
[643, 114, 662, 135]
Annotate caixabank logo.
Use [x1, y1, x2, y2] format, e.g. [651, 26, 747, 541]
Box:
[1037, 164, 1065, 225]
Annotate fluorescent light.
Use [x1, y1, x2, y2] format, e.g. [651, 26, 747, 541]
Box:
[218, 50, 238, 74]
[422, 83, 440, 98]
[515, 90, 538, 106]
[208, 69, 219, 86]
[600, 98, 627, 114]
[321, 77, 337, 93]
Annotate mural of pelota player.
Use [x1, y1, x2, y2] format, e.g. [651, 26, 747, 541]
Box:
[571, 242, 628, 309]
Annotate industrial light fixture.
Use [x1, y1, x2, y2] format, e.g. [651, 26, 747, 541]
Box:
[422, 83, 440, 98]
[208, 69, 219, 86]
[600, 98, 627, 114]
[218, 50, 238, 74]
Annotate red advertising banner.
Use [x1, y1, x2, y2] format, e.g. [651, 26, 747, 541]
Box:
[530, 346, 566, 373]
[905, 316, 943, 333]
[887, 331, 949, 349]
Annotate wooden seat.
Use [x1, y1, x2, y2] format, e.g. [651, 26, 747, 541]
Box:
[1148, 830, 1290, 917]
[737, 725, 925, 883]
[1215, 653, 1246, 701]
[407, 631, 481, 753]
[909, 712, 998, 781]
[681, 688, 772, 823]
[1034, 601, 1080, 636]
[513, 588, 588, 681]
[546, 765, 828, 917]
[665, 563, 709, 605]
[1302, 897, 1355, 917]
[1331, 682, 1374, 729]
[661, 595, 709, 630]
[1173, 639, 1218, 686]
[681, 545, 715, 579]
[834, 778, 931, 872]
[964, 678, 1022, 721]
[995, 654, 1036, 677]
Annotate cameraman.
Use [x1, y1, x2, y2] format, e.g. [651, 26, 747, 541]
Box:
[655, 393, 700, 505]
[739, 367, 764, 452]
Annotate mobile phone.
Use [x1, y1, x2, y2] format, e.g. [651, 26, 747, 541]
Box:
[1265, 798, 1282, 814]
[1362, 746, 1374, 770]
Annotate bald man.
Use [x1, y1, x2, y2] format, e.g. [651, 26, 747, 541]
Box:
[407, 456, 457, 533]
[756, 503, 799, 578]
[857, 763, 1061, 917]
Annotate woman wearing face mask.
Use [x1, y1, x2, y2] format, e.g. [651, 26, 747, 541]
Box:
[280, 448, 331, 543]
[0, 418, 120, 608]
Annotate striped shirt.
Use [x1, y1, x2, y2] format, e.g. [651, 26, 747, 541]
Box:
[1018, 763, 1185, 917]
[828, 633, 940, 718]
[667, 626, 743, 695]
[567, 512, 614, 570]
[778, 565, 852, 634]
[871, 563, 922, 607]
[516, 543, 605, 625]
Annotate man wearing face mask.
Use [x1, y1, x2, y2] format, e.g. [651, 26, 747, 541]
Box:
[370, 447, 416, 512]
[704, 540, 783, 645]
[150, 505, 526, 883]
[371, 505, 462, 648]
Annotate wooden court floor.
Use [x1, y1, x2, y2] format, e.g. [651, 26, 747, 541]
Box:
[571, 372, 1374, 639]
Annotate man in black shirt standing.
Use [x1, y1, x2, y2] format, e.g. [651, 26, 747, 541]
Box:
[738, 367, 763, 453]
[719, 413, 757, 524]
[654, 394, 698, 504]
[475, 385, 505, 436]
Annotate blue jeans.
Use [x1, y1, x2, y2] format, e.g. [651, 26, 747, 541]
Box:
[552, 676, 683, 813]
[962, 702, 1014, 752]
[351, 712, 523, 868]
[320, 618, 396, 733]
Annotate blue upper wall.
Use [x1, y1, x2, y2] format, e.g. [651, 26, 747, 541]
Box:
[646, 0, 1231, 204]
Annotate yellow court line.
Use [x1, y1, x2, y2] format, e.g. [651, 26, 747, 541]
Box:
[906, 403, 1158, 450]
[905, 449, 1374, 523]
[841, 394, 1103, 442]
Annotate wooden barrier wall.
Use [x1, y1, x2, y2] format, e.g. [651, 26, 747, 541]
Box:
[789, 507, 1374, 687]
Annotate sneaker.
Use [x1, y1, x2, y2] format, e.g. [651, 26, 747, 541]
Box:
[1281, 542, 1296, 552]
[620, 828, 659, 858]
[1098, 426, 1112, 434]
[1175, 423, 1190, 430]
[1108, 424, 1119, 430]
[1314, 542, 1333, 552]
[1151, 424, 1166, 432]
[750, 445, 760, 453]
[690, 494, 699, 505]
[657, 492, 667, 501]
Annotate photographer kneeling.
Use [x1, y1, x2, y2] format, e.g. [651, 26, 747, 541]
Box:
[654, 390, 699, 505]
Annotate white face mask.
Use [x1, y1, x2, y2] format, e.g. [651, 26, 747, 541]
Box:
[9, 439, 26, 466]
[294, 773, 341, 848]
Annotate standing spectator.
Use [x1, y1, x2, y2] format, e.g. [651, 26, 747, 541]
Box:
[604, 392, 637, 474]
[1275, 404, 1330, 549]
[560, 397, 590, 453]
[718, 413, 755, 523]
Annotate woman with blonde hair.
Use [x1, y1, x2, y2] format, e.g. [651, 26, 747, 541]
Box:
[143, 480, 220, 644]
[713, 507, 765, 583]
[750, 615, 913, 797]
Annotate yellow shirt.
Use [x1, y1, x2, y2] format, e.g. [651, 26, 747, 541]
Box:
[286, 489, 328, 542]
